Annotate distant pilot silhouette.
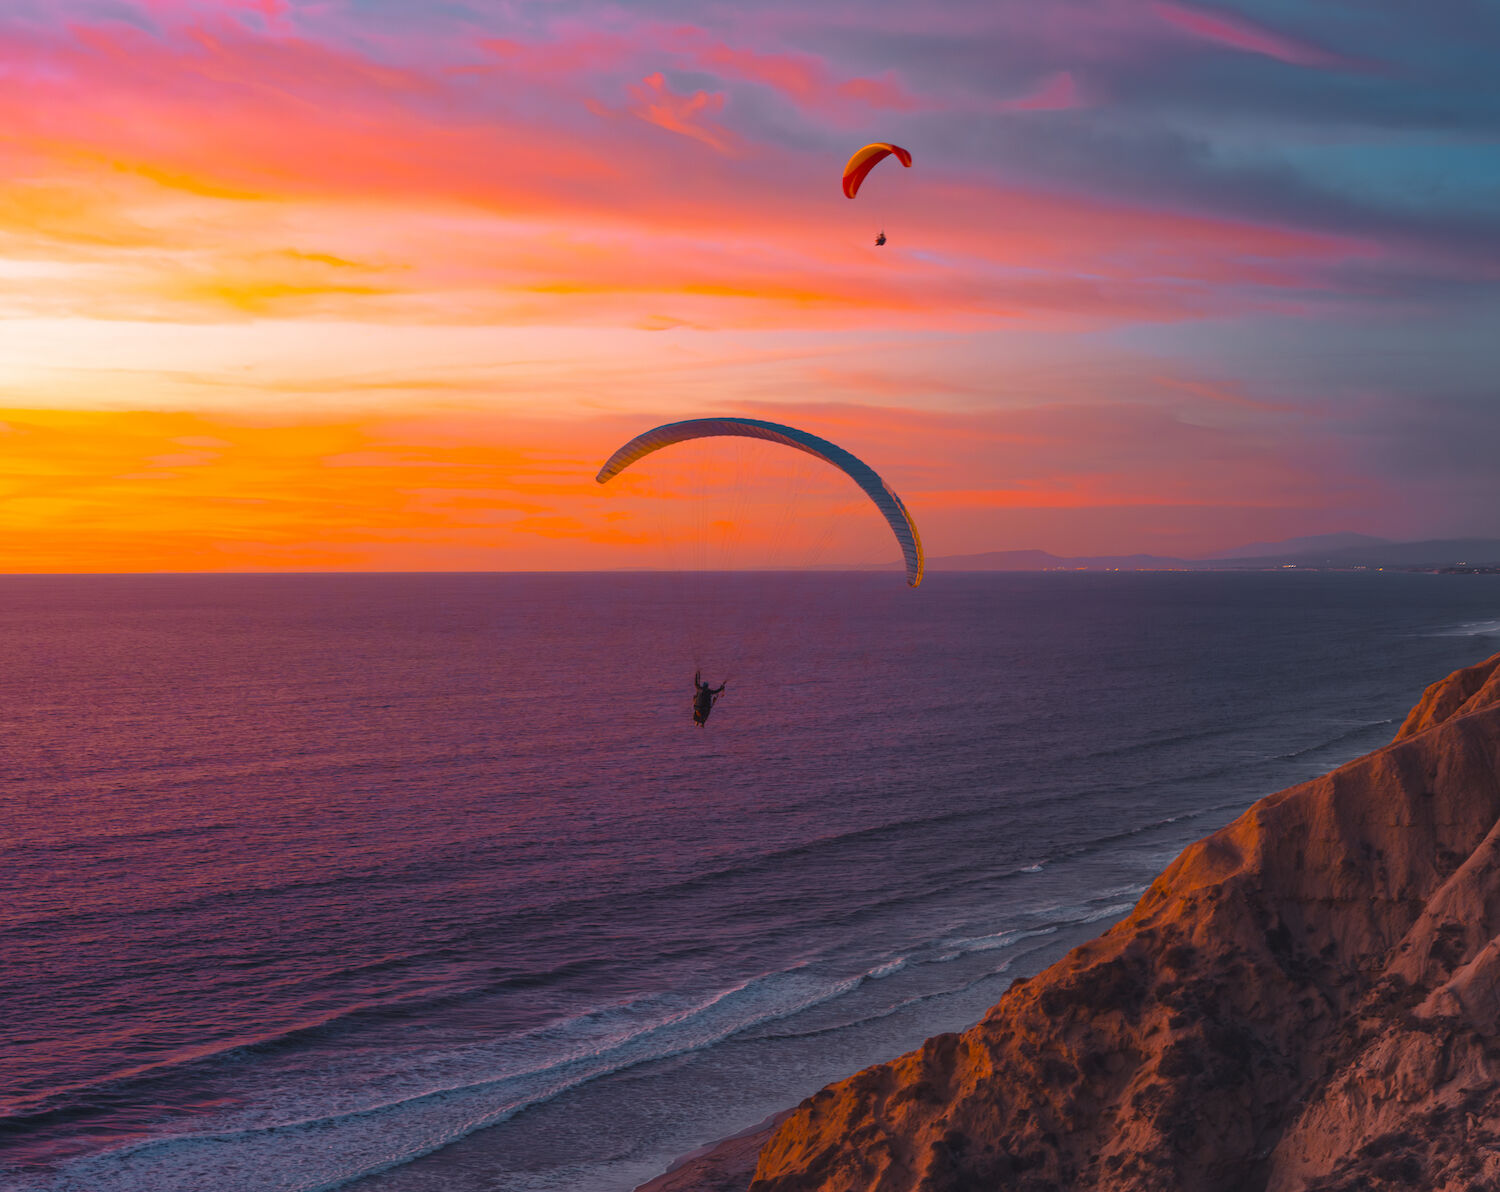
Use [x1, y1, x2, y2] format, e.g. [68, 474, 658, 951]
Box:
[693, 670, 726, 727]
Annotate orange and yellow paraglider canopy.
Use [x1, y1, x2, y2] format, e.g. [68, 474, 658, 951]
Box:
[841, 142, 912, 199]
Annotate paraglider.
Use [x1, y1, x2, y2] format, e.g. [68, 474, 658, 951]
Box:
[841, 143, 912, 200]
[842, 142, 911, 245]
[595, 416, 924, 587]
[597, 417, 923, 726]
[693, 670, 726, 727]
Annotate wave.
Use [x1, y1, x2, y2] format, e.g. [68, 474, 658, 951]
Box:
[6, 964, 874, 1192]
[747, 947, 1050, 1046]
[939, 925, 1059, 958]
[981, 717, 1409, 886]
[17, 696, 1375, 951]
[0, 983, 463, 1125]
[1423, 618, 1500, 638]
[4, 821, 237, 856]
[937, 890, 1140, 959]
[1274, 718, 1395, 762]
[746, 891, 1145, 1049]
[11, 876, 1151, 1192]
[1072, 722, 1245, 765]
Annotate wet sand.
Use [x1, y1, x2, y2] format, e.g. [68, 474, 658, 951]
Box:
[634, 1111, 792, 1192]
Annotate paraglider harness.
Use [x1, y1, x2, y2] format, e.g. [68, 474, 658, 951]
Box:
[875, 231, 886, 246]
[693, 670, 726, 727]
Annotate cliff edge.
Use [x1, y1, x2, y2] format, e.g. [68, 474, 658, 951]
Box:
[742, 652, 1500, 1192]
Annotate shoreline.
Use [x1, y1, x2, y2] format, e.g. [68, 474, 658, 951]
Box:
[628, 910, 1132, 1192]
[634, 1110, 794, 1192]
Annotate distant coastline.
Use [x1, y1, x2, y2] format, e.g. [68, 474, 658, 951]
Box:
[876, 534, 1500, 575]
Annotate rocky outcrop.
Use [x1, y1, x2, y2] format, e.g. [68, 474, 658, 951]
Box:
[746, 653, 1500, 1192]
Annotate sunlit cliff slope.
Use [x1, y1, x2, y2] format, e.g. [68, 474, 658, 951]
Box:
[734, 652, 1500, 1192]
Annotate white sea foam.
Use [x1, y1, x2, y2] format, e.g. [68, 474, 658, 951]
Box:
[17, 892, 1144, 1192]
[15, 965, 875, 1192]
[945, 925, 1059, 956]
[1425, 619, 1500, 637]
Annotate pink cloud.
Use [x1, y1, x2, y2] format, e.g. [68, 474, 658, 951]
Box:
[1150, 2, 1351, 68]
[473, 25, 922, 118]
[478, 31, 635, 78]
[681, 37, 823, 101]
[996, 71, 1083, 112]
[833, 74, 919, 109]
[137, 0, 288, 22]
[1152, 375, 1299, 413]
[0, 19, 612, 207]
[625, 72, 738, 153]
[0, 7, 1376, 334]
[668, 27, 922, 115]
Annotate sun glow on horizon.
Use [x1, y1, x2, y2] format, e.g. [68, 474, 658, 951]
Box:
[4, 1, 1497, 570]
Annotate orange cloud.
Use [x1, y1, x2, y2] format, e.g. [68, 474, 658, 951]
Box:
[0, 394, 1379, 572]
[0, 407, 595, 571]
[625, 73, 738, 153]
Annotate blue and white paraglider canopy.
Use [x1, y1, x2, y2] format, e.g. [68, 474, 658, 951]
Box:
[595, 416, 923, 586]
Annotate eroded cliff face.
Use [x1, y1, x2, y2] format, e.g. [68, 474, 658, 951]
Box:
[750, 653, 1500, 1192]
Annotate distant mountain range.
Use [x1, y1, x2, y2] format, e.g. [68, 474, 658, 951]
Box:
[905, 535, 1500, 573]
[1202, 531, 1391, 560]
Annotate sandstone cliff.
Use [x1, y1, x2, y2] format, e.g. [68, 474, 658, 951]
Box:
[741, 652, 1500, 1192]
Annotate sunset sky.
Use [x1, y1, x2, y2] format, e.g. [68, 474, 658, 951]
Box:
[4, 0, 1499, 571]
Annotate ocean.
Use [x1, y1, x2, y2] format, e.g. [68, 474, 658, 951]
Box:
[2, 571, 1498, 1192]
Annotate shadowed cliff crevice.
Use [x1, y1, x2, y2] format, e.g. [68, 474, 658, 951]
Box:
[744, 652, 1500, 1192]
